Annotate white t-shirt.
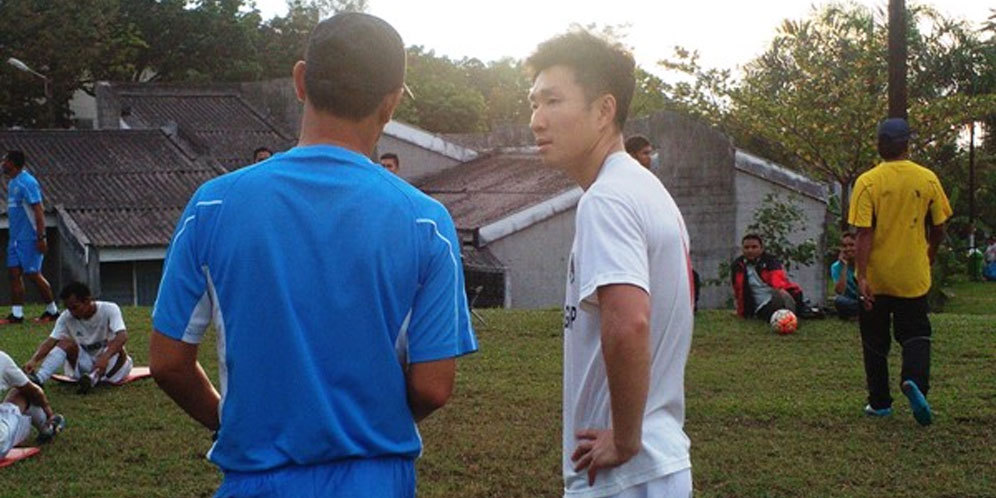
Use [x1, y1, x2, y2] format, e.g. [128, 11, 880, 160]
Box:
[50, 302, 126, 356]
[563, 152, 693, 497]
[0, 351, 29, 393]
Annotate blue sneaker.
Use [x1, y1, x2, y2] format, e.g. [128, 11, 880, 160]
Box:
[901, 380, 933, 426]
[864, 404, 893, 417]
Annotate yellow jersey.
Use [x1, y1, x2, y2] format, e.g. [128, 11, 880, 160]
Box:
[848, 159, 952, 298]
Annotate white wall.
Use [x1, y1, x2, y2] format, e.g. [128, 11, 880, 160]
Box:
[486, 208, 576, 309]
[375, 134, 462, 183]
[733, 171, 827, 305]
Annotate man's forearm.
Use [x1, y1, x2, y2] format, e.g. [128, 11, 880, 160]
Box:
[928, 224, 945, 264]
[599, 289, 650, 457]
[150, 331, 220, 431]
[29, 338, 58, 364]
[32, 203, 45, 237]
[98, 332, 128, 367]
[855, 229, 873, 280]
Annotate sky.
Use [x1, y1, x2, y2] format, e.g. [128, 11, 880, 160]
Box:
[252, 0, 992, 77]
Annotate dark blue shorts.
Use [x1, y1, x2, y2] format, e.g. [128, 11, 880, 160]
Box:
[216, 457, 415, 498]
[7, 240, 43, 274]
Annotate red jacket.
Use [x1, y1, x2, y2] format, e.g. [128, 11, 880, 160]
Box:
[731, 253, 803, 317]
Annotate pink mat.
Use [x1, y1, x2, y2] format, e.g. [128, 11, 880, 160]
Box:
[51, 366, 151, 386]
[0, 447, 40, 468]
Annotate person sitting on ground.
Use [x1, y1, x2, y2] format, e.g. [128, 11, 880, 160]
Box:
[732, 233, 811, 321]
[22, 282, 132, 394]
[831, 232, 861, 319]
[984, 235, 996, 282]
[1, 350, 65, 458]
[624, 134, 653, 169]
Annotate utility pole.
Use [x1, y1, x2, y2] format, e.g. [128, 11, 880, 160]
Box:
[888, 0, 907, 119]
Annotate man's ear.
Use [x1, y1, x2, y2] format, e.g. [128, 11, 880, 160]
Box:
[597, 93, 617, 130]
[377, 87, 405, 125]
[292, 61, 307, 103]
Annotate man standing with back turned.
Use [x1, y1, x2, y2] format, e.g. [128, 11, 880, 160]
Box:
[150, 13, 477, 497]
[528, 31, 694, 497]
[850, 118, 950, 426]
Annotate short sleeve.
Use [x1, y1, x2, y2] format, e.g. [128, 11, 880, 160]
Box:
[1, 352, 29, 388]
[25, 177, 42, 205]
[107, 303, 126, 334]
[849, 177, 874, 228]
[927, 176, 952, 226]
[575, 193, 649, 304]
[830, 261, 842, 281]
[49, 314, 69, 340]
[406, 211, 477, 364]
[152, 192, 211, 344]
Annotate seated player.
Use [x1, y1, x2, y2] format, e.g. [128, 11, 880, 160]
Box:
[22, 282, 132, 394]
[830, 232, 860, 319]
[1, 350, 65, 458]
[732, 233, 816, 321]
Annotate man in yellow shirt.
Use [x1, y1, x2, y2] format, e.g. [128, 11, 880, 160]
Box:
[849, 118, 951, 426]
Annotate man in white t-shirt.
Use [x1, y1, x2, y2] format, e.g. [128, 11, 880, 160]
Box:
[23, 282, 133, 394]
[1, 350, 65, 457]
[527, 31, 694, 498]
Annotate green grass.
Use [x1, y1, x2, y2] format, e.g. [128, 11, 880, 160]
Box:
[2, 284, 994, 497]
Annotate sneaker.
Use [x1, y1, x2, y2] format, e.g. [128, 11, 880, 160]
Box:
[36, 414, 66, 444]
[76, 372, 97, 395]
[27, 372, 42, 386]
[864, 404, 893, 417]
[902, 380, 933, 426]
[35, 311, 60, 323]
[0, 313, 24, 324]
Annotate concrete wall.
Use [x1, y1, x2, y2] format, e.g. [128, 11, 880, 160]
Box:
[734, 171, 827, 304]
[374, 134, 462, 184]
[625, 112, 739, 308]
[486, 207, 576, 309]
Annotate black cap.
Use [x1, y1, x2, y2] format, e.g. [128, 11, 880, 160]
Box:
[877, 118, 912, 142]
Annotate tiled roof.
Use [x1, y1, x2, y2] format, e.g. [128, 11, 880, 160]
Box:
[418, 150, 575, 231]
[113, 84, 294, 170]
[61, 207, 184, 247]
[0, 129, 220, 248]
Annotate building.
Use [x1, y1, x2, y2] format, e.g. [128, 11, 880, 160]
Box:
[0, 129, 223, 305]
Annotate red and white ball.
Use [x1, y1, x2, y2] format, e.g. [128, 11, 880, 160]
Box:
[770, 309, 798, 335]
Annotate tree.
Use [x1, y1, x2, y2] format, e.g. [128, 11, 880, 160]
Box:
[661, 3, 995, 230]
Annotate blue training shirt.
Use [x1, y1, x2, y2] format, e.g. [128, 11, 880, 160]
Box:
[7, 170, 43, 241]
[153, 145, 477, 472]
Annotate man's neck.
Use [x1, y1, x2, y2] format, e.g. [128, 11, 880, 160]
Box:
[296, 105, 383, 157]
[567, 132, 625, 191]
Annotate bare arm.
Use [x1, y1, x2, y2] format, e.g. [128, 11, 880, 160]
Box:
[24, 337, 59, 373]
[16, 381, 54, 419]
[94, 330, 129, 377]
[406, 358, 455, 422]
[928, 223, 946, 265]
[855, 228, 874, 307]
[149, 330, 220, 431]
[598, 284, 649, 457]
[31, 202, 46, 253]
[571, 284, 650, 485]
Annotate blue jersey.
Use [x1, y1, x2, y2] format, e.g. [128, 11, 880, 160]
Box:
[153, 145, 477, 473]
[7, 170, 43, 241]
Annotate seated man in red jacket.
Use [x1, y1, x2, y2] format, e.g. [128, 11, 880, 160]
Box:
[731, 234, 807, 321]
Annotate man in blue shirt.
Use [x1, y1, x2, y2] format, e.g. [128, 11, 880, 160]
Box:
[830, 232, 860, 319]
[149, 13, 477, 497]
[2, 150, 59, 325]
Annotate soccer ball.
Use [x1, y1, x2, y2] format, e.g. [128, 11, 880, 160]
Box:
[770, 309, 798, 335]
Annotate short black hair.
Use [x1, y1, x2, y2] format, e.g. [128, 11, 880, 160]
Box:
[742, 233, 764, 246]
[59, 281, 92, 301]
[841, 231, 856, 241]
[526, 30, 635, 130]
[379, 152, 399, 165]
[304, 12, 406, 120]
[3, 150, 25, 168]
[253, 147, 272, 161]
[624, 135, 651, 155]
[877, 137, 908, 161]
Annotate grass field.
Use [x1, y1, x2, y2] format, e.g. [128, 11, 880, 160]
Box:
[2, 282, 994, 497]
